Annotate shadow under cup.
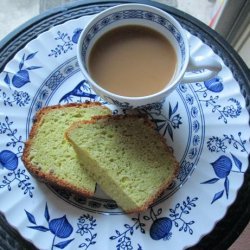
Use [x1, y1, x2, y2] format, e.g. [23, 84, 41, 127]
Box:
[77, 4, 189, 108]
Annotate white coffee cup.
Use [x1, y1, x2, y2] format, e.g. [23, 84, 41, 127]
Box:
[77, 4, 222, 109]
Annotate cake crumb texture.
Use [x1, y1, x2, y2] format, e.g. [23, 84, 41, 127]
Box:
[66, 115, 179, 212]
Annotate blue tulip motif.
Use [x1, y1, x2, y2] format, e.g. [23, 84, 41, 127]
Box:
[147, 197, 198, 241]
[72, 28, 83, 44]
[211, 155, 232, 178]
[49, 215, 73, 239]
[150, 217, 173, 240]
[4, 52, 41, 89]
[204, 77, 223, 93]
[201, 154, 243, 204]
[0, 150, 18, 171]
[12, 70, 30, 88]
[25, 203, 74, 249]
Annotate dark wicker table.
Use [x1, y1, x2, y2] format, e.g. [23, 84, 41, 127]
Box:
[0, 1, 249, 249]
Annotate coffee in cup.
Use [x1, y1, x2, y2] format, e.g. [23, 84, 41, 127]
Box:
[88, 25, 177, 97]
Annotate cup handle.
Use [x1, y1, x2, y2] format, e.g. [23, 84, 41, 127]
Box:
[182, 54, 222, 83]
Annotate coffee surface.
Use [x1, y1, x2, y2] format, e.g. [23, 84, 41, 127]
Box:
[89, 25, 176, 97]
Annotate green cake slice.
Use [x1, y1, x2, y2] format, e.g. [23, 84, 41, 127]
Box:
[66, 115, 179, 213]
[22, 102, 111, 197]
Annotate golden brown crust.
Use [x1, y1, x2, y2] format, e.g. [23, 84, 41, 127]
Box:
[22, 102, 107, 197]
[28, 168, 95, 197]
[66, 114, 180, 213]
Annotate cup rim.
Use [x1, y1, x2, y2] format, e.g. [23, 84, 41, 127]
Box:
[77, 3, 190, 101]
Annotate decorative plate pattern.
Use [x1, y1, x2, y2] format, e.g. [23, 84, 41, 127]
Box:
[0, 13, 249, 250]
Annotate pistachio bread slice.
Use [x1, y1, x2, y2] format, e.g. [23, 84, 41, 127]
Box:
[66, 115, 179, 212]
[22, 102, 111, 197]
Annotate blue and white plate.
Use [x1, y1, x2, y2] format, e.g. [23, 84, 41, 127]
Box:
[0, 13, 249, 250]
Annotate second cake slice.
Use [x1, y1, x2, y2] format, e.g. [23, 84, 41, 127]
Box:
[66, 115, 179, 213]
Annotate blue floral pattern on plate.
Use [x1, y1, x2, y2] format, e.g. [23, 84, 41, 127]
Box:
[0, 52, 41, 108]
[25, 203, 75, 249]
[0, 13, 249, 250]
[3, 52, 42, 89]
[76, 214, 97, 249]
[0, 116, 34, 197]
[109, 196, 198, 249]
[201, 154, 244, 204]
[25, 203, 99, 250]
[48, 28, 83, 57]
